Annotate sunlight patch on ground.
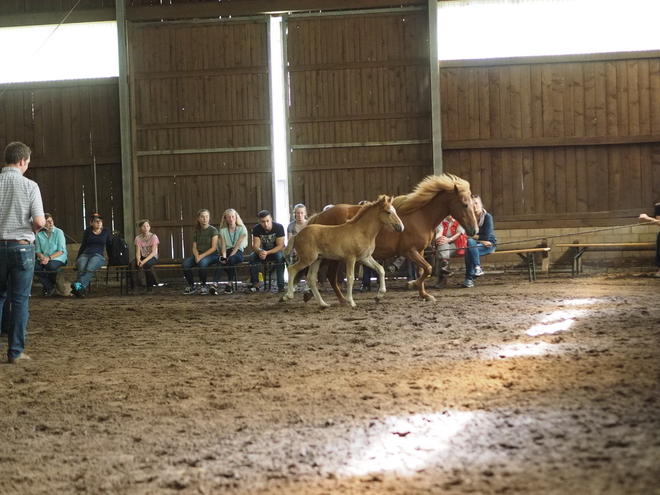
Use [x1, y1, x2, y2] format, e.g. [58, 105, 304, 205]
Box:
[526, 309, 588, 337]
[480, 341, 567, 359]
[337, 411, 476, 476]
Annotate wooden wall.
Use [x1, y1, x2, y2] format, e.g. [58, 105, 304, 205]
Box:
[440, 56, 660, 228]
[0, 79, 123, 242]
[128, 19, 271, 259]
[287, 9, 433, 212]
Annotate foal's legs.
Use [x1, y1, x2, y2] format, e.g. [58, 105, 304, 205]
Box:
[360, 256, 386, 301]
[281, 261, 306, 302]
[344, 258, 358, 308]
[307, 259, 330, 308]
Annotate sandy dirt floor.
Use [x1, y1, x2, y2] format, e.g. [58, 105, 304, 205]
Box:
[1, 272, 659, 495]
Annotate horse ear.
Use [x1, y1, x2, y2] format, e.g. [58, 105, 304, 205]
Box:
[454, 185, 460, 194]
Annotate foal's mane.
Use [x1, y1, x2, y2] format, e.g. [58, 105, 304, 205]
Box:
[347, 195, 388, 224]
[392, 174, 470, 214]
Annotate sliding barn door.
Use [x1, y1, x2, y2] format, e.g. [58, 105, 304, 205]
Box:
[285, 8, 433, 213]
[128, 19, 271, 259]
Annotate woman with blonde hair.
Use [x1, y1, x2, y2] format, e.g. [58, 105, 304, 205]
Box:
[211, 208, 248, 294]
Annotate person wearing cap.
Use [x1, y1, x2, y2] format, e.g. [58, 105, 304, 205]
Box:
[639, 202, 660, 278]
[0, 141, 45, 363]
[71, 213, 112, 298]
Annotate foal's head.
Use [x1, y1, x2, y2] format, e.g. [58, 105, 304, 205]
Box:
[374, 195, 404, 233]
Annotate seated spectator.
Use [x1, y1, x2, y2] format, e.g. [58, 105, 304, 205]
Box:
[287, 204, 309, 292]
[434, 215, 466, 279]
[182, 209, 219, 295]
[127, 219, 159, 294]
[71, 213, 112, 298]
[462, 195, 496, 288]
[211, 208, 248, 294]
[247, 210, 286, 293]
[34, 213, 67, 296]
[639, 201, 660, 277]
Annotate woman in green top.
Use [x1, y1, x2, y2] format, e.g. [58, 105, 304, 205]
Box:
[181, 209, 219, 295]
[34, 213, 68, 296]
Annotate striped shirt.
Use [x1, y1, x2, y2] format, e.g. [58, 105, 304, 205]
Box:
[0, 166, 44, 243]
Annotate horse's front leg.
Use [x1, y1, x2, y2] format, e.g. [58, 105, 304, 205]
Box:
[307, 259, 330, 308]
[361, 256, 386, 302]
[344, 258, 357, 308]
[406, 250, 435, 302]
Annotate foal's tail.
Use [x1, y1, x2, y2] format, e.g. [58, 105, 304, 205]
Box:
[283, 235, 295, 257]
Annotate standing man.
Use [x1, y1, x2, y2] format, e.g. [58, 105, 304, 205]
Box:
[247, 210, 286, 293]
[0, 142, 45, 363]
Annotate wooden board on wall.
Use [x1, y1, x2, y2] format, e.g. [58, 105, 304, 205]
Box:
[441, 56, 660, 224]
[0, 79, 123, 242]
[286, 9, 434, 211]
[129, 19, 272, 258]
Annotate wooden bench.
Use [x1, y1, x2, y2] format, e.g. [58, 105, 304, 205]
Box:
[117, 260, 285, 294]
[483, 246, 551, 282]
[556, 242, 656, 276]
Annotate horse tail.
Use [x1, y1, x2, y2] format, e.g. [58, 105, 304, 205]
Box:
[284, 235, 295, 257]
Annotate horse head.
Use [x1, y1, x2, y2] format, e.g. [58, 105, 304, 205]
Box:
[448, 184, 479, 237]
[375, 195, 404, 233]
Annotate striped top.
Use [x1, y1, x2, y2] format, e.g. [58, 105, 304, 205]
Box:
[0, 166, 44, 243]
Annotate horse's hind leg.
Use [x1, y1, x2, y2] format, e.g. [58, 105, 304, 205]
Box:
[328, 260, 348, 305]
[361, 256, 386, 302]
[307, 260, 330, 308]
[281, 262, 304, 302]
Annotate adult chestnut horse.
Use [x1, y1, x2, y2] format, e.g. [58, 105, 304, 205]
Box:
[305, 174, 479, 303]
[281, 196, 404, 308]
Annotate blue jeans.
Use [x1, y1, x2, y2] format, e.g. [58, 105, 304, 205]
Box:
[75, 253, 106, 288]
[249, 251, 285, 287]
[464, 238, 496, 280]
[213, 251, 244, 283]
[34, 259, 65, 290]
[0, 242, 35, 360]
[182, 254, 219, 285]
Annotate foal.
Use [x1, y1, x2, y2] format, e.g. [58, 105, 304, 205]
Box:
[281, 196, 404, 308]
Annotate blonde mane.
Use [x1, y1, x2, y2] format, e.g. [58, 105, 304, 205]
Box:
[392, 174, 470, 214]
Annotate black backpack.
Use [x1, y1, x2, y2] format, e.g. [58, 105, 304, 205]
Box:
[109, 235, 130, 266]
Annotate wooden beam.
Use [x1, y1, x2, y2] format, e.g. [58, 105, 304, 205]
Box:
[126, 0, 424, 22]
[443, 134, 660, 150]
[0, 9, 115, 28]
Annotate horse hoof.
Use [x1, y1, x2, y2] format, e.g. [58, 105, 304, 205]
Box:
[303, 292, 313, 303]
[423, 294, 436, 302]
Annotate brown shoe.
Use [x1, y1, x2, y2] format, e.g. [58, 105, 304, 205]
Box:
[8, 353, 31, 364]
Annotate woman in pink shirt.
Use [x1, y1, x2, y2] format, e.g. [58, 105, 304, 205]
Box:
[128, 219, 159, 294]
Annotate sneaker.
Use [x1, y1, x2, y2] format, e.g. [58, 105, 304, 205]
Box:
[183, 285, 198, 295]
[44, 287, 55, 297]
[462, 279, 474, 288]
[474, 266, 484, 277]
[209, 284, 218, 296]
[245, 284, 259, 293]
[8, 353, 31, 364]
[278, 285, 286, 293]
[199, 286, 209, 295]
[70, 282, 79, 297]
[387, 263, 398, 273]
[359, 285, 371, 292]
[224, 284, 234, 294]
